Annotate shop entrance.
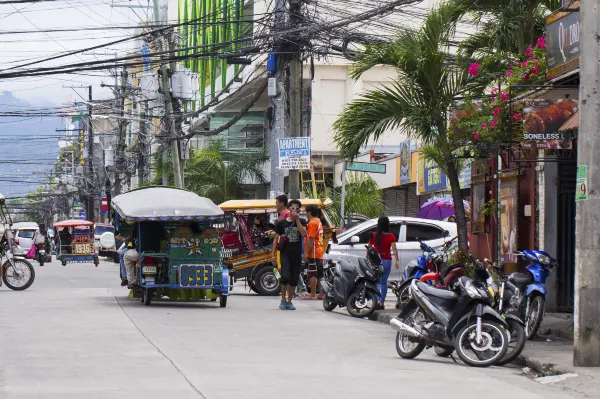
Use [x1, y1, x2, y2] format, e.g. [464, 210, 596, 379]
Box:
[556, 158, 576, 311]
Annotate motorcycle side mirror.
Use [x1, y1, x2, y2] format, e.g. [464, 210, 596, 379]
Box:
[350, 235, 360, 244]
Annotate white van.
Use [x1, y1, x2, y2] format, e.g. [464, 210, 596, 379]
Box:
[12, 222, 39, 256]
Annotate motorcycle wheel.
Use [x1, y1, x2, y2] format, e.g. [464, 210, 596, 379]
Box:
[496, 318, 526, 366]
[396, 282, 412, 312]
[395, 310, 426, 359]
[346, 290, 377, 318]
[39, 256, 44, 267]
[434, 346, 454, 357]
[525, 296, 545, 340]
[454, 319, 508, 367]
[2, 259, 35, 291]
[323, 295, 337, 311]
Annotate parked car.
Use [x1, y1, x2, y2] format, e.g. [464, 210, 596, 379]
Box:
[339, 213, 369, 233]
[327, 217, 458, 282]
[11, 222, 39, 256]
[94, 223, 119, 263]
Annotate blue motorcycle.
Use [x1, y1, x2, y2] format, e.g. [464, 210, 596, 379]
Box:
[502, 250, 557, 340]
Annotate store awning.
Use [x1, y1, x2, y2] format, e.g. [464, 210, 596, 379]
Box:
[559, 111, 579, 132]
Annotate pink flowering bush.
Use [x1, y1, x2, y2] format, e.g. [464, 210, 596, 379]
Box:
[450, 36, 547, 153]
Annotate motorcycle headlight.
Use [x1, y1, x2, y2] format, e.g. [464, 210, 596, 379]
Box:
[464, 281, 488, 299]
[537, 254, 551, 265]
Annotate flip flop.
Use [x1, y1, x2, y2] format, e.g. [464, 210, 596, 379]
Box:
[302, 296, 319, 300]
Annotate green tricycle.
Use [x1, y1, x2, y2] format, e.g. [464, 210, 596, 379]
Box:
[112, 187, 229, 307]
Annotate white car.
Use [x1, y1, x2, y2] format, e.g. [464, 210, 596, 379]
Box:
[11, 222, 39, 256]
[327, 217, 458, 282]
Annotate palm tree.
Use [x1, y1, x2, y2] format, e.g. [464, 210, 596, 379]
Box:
[332, 1, 482, 250]
[458, 0, 559, 57]
[185, 140, 269, 203]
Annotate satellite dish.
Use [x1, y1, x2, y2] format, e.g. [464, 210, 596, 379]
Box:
[58, 140, 68, 148]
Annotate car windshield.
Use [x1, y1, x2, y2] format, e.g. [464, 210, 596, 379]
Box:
[94, 225, 114, 235]
[19, 229, 36, 239]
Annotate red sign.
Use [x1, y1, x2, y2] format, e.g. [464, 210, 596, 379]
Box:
[101, 196, 108, 214]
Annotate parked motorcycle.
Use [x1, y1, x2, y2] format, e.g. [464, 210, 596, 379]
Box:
[391, 255, 509, 367]
[487, 250, 555, 340]
[392, 236, 457, 311]
[321, 246, 383, 318]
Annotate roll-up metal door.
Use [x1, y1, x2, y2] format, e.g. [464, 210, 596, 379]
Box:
[383, 184, 420, 217]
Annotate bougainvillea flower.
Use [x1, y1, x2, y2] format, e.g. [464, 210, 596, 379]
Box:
[500, 93, 510, 101]
[512, 112, 523, 121]
[506, 69, 513, 78]
[468, 63, 480, 76]
[491, 120, 498, 128]
[533, 61, 540, 74]
[536, 36, 546, 48]
[525, 45, 532, 55]
[474, 134, 480, 140]
[481, 123, 488, 128]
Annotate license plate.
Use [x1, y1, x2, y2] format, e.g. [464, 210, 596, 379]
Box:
[142, 266, 157, 274]
[179, 264, 214, 287]
[73, 243, 93, 255]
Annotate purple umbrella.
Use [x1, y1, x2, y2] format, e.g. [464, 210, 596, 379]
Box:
[417, 197, 470, 220]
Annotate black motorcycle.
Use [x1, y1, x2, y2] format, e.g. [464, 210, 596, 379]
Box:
[391, 256, 510, 367]
[321, 246, 383, 318]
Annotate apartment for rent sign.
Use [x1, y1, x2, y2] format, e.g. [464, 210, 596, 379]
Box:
[278, 138, 311, 170]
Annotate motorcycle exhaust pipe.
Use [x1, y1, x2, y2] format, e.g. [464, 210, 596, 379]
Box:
[319, 280, 331, 294]
[390, 317, 423, 338]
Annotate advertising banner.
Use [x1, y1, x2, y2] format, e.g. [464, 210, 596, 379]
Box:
[471, 183, 485, 233]
[546, 4, 580, 79]
[499, 180, 518, 263]
[399, 141, 411, 185]
[417, 157, 471, 193]
[522, 99, 578, 149]
[278, 138, 310, 170]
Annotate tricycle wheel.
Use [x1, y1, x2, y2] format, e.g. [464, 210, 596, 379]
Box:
[143, 288, 153, 306]
[94, 256, 99, 267]
[61, 261, 67, 266]
[254, 267, 280, 296]
[210, 298, 217, 302]
[220, 295, 227, 308]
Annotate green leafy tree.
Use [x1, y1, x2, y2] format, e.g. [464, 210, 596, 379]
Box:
[332, 1, 483, 250]
[185, 140, 269, 203]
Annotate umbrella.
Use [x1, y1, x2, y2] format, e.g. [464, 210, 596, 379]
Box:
[417, 197, 471, 220]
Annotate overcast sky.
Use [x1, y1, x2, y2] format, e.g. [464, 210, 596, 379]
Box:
[0, 0, 156, 106]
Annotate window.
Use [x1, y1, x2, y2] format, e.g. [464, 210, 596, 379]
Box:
[349, 223, 401, 245]
[18, 229, 36, 239]
[94, 225, 114, 235]
[406, 224, 445, 242]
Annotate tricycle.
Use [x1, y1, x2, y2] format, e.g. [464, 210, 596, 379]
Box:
[218, 198, 335, 296]
[54, 220, 100, 266]
[112, 186, 229, 307]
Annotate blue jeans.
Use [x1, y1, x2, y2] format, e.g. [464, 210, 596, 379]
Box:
[120, 250, 127, 280]
[377, 260, 392, 303]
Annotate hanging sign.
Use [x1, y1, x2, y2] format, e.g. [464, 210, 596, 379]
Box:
[399, 141, 411, 184]
[278, 138, 310, 170]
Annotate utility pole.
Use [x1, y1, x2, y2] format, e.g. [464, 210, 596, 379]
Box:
[152, 0, 183, 188]
[138, 103, 147, 187]
[574, 0, 600, 367]
[287, 0, 303, 199]
[86, 85, 95, 222]
[114, 67, 127, 196]
[269, 0, 286, 199]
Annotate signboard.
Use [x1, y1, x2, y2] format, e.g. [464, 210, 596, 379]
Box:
[417, 156, 470, 193]
[346, 161, 386, 174]
[424, 159, 447, 192]
[522, 99, 577, 149]
[546, 5, 580, 79]
[278, 138, 310, 170]
[471, 183, 485, 233]
[500, 180, 518, 263]
[79, 210, 86, 220]
[399, 141, 411, 184]
[101, 197, 108, 214]
[576, 165, 588, 201]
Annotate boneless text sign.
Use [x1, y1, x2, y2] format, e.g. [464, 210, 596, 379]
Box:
[278, 138, 311, 170]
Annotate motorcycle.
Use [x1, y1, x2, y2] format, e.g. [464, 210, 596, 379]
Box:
[321, 246, 383, 318]
[482, 259, 527, 365]
[489, 250, 555, 340]
[390, 255, 510, 367]
[35, 243, 51, 266]
[392, 236, 457, 311]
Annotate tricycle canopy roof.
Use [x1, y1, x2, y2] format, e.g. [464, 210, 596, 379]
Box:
[112, 187, 223, 221]
[54, 219, 94, 228]
[219, 198, 333, 214]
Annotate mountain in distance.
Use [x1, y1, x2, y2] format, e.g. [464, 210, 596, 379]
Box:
[0, 91, 63, 199]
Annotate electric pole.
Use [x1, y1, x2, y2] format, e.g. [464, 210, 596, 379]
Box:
[574, 0, 600, 367]
[138, 102, 147, 187]
[114, 67, 127, 196]
[152, 0, 183, 188]
[287, 0, 303, 199]
[86, 85, 95, 222]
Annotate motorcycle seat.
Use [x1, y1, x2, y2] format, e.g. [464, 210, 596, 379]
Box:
[509, 272, 532, 285]
[416, 281, 458, 301]
[336, 259, 355, 275]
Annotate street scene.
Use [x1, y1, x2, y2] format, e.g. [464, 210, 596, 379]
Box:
[1, 0, 599, 398]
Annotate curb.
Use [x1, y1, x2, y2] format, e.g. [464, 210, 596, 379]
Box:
[370, 310, 572, 377]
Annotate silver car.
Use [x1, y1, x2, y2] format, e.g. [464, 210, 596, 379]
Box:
[327, 217, 458, 282]
[11, 222, 40, 256]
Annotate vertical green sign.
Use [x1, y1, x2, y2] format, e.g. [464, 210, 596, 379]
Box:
[576, 165, 588, 201]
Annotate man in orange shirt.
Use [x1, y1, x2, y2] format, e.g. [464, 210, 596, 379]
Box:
[303, 204, 325, 300]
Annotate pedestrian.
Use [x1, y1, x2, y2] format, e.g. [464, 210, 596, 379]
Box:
[302, 204, 324, 300]
[271, 199, 306, 310]
[368, 216, 399, 309]
[447, 215, 456, 223]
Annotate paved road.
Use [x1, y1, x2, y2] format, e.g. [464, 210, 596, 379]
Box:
[0, 259, 583, 399]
